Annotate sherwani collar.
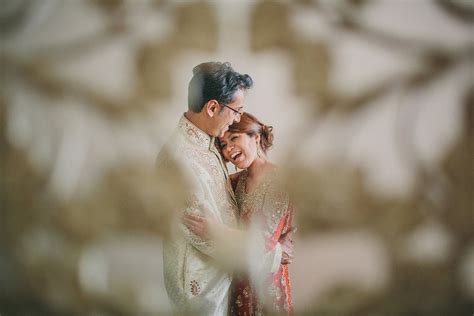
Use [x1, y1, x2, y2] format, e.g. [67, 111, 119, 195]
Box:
[178, 115, 227, 176]
[178, 114, 237, 205]
[178, 114, 216, 150]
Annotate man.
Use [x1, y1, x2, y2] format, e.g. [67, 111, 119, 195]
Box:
[157, 62, 253, 315]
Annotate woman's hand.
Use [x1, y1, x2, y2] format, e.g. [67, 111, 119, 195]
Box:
[279, 227, 296, 264]
[281, 240, 294, 264]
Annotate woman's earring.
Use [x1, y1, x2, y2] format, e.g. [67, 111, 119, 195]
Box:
[257, 146, 262, 158]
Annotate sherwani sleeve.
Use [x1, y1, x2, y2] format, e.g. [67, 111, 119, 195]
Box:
[179, 192, 218, 257]
[156, 146, 217, 257]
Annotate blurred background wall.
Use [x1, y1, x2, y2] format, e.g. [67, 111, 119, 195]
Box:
[1, 0, 473, 315]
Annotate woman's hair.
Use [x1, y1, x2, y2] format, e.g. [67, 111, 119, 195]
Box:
[227, 112, 274, 153]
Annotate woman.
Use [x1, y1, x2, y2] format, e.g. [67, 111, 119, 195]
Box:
[184, 112, 295, 315]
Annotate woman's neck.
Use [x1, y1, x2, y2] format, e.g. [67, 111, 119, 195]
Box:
[247, 155, 273, 179]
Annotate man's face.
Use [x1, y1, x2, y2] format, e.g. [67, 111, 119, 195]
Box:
[212, 89, 245, 138]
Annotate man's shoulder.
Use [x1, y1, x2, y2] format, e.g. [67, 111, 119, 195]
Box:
[156, 127, 188, 157]
[155, 132, 205, 176]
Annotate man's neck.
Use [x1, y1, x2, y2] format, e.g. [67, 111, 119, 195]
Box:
[184, 111, 211, 136]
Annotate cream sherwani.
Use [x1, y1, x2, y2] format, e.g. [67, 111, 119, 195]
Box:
[157, 115, 239, 315]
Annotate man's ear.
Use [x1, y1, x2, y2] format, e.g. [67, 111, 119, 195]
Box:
[205, 100, 219, 118]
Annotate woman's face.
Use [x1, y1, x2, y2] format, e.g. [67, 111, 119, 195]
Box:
[219, 131, 260, 169]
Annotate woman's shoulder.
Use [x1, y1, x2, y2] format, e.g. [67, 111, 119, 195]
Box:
[264, 166, 290, 200]
[263, 162, 280, 181]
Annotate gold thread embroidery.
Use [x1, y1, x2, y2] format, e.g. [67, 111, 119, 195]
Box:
[236, 294, 243, 307]
[190, 280, 201, 296]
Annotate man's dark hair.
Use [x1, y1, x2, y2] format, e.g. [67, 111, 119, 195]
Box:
[188, 62, 253, 113]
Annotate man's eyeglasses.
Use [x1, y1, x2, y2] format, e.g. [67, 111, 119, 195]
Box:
[221, 103, 242, 117]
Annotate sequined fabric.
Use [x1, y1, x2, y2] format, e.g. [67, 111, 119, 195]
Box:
[230, 170, 295, 315]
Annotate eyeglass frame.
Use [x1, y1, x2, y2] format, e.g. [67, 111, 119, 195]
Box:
[220, 102, 243, 117]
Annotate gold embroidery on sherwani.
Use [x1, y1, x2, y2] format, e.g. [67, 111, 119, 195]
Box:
[190, 280, 201, 296]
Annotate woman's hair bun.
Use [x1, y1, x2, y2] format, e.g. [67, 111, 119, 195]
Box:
[260, 124, 274, 152]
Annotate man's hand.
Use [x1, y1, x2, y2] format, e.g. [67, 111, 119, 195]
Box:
[183, 213, 211, 239]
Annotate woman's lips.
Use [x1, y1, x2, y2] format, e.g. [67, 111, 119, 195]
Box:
[231, 152, 244, 164]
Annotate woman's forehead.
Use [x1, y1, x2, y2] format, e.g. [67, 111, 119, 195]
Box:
[221, 131, 239, 140]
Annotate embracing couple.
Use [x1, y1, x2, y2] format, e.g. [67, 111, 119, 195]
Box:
[157, 62, 295, 315]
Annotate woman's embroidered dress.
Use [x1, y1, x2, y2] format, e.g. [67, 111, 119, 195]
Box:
[230, 170, 294, 315]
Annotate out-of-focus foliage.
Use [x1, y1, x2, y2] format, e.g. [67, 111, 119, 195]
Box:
[1, 0, 473, 315]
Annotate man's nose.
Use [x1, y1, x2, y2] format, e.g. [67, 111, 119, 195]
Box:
[234, 115, 241, 123]
[226, 144, 233, 152]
